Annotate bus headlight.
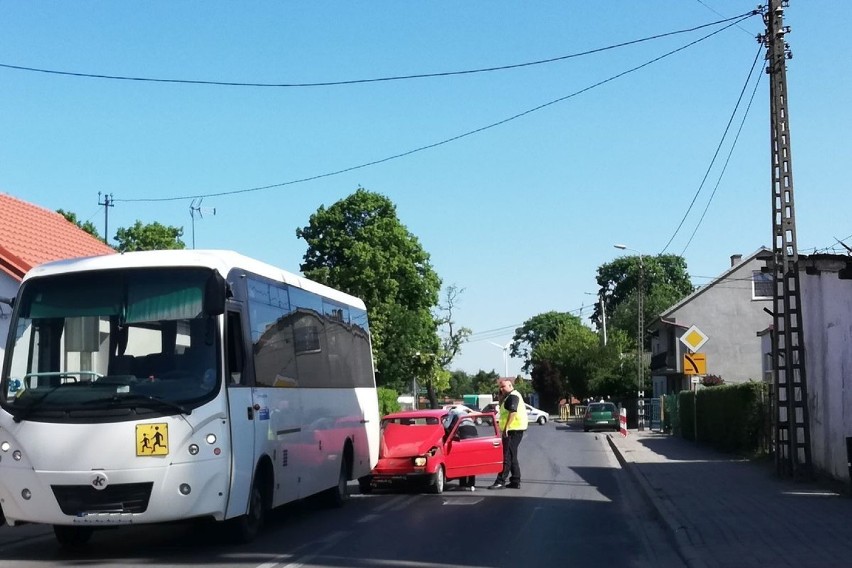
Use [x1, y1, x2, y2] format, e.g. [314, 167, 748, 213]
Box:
[188, 444, 199, 456]
[205, 434, 217, 444]
[12, 450, 22, 461]
[21, 488, 32, 500]
[179, 484, 192, 496]
[0, 441, 10, 452]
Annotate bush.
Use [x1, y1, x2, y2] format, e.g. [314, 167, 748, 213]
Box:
[701, 374, 725, 387]
[678, 382, 768, 453]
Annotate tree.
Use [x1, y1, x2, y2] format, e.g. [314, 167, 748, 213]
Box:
[57, 209, 103, 242]
[585, 329, 636, 399]
[594, 254, 693, 348]
[296, 188, 442, 395]
[470, 370, 500, 397]
[428, 285, 473, 406]
[114, 221, 186, 252]
[511, 311, 579, 373]
[532, 317, 599, 404]
[446, 370, 474, 399]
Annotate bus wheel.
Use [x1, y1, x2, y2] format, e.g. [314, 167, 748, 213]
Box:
[430, 465, 445, 494]
[228, 477, 265, 544]
[324, 459, 349, 508]
[53, 525, 94, 549]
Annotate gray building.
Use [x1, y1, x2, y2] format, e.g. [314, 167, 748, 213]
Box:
[648, 248, 772, 396]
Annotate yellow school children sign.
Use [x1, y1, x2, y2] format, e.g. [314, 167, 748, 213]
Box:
[136, 423, 169, 456]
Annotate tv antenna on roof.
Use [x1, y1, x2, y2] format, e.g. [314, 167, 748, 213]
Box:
[189, 198, 216, 249]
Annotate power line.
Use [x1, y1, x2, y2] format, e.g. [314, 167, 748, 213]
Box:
[659, 42, 764, 254]
[115, 15, 753, 205]
[678, 46, 764, 255]
[0, 13, 756, 89]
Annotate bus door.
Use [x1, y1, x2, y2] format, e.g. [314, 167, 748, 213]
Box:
[224, 308, 258, 519]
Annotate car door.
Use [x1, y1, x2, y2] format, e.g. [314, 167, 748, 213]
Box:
[442, 414, 503, 480]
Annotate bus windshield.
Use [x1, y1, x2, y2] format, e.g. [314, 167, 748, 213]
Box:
[2, 267, 223, 422]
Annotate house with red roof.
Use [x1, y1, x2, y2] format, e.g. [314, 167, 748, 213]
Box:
[0, 193, 115, 364]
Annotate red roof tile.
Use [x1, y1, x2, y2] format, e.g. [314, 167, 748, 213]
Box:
[0, 193, 115, 280]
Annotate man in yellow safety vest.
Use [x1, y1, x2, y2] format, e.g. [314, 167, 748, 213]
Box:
[488, 378, 528, 489]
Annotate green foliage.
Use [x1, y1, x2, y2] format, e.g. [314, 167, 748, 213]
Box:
[678, 383, 768, 453]
[512, 311, 581, 372]
[585, 329, 638, 399]
[377, 387, 401, 417]
[595, 254, 693, 348]
[512, 378, 533, 399]
[530, 360, 563, 411]
[296, 188, 442, 392]
[533, 316, 599, 398]
[446, 370, 473, 399]
[57, 209, 104, 242]
[114, 221, 186, 252]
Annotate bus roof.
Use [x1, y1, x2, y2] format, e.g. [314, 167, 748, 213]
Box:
[22, 249, 367, 310]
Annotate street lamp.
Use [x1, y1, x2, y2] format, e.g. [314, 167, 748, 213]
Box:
[488, 341, 511, 378]
[614, 243, 645, 431]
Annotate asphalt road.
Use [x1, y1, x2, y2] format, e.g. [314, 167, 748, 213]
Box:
[0, 419, 686, 567]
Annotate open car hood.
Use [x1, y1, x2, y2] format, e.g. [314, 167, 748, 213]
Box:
[380, 423, 444, 458]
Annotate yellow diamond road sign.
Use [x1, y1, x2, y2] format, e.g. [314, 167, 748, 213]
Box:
[680, 325, 709, 352]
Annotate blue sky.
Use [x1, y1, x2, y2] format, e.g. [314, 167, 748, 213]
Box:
[1, 2, 848, 378]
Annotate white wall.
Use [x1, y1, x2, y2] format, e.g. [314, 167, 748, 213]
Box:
[800, 264, 852, 481]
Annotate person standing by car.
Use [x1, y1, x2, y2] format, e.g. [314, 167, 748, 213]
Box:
[489, 379, 528, 490]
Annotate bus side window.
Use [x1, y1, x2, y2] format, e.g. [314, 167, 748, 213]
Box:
[226, 311, 245, 385]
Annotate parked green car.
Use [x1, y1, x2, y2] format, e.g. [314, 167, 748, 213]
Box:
[583, 402, 619, 432]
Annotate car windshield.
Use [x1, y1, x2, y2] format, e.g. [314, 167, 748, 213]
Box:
[2, 267, 222, 422]
[588, 403, 614, 412]
[382, 416, 441, 427]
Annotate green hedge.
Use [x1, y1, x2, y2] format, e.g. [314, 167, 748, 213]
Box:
[677, 382, 768, 453]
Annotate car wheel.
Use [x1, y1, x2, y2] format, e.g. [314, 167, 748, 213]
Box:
[53, 525, 94, 549]
[537, 416, 546, 425]
[431, 465, 445, 494]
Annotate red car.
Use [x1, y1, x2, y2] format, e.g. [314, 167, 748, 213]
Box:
[363, 408, 504, 494]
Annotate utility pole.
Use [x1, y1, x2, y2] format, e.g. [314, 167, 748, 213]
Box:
[97, 192, 114, 245]
[760, 0, 812, 479]
[636, 254, 645, 431]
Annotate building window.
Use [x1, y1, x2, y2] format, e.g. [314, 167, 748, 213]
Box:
[752, 271, 773, 300]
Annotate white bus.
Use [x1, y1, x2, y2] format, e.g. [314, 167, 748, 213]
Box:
[0, 250, 380, 547]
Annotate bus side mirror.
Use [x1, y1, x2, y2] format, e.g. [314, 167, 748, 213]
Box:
[204, 272, 228, 316]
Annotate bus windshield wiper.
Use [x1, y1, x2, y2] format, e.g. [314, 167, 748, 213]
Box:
[9, 386, 63, 423]
[83, 393, 192, 415]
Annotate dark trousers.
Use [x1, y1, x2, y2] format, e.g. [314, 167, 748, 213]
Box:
[496, 430, 524, 484]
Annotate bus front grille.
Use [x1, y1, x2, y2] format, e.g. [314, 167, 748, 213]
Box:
[51, 482, 154, 515]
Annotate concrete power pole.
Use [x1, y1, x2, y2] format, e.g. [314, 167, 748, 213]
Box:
[760, 0, 812, 479]
[97, 192, 114, 245]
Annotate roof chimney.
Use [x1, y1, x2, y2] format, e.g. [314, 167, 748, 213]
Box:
[730, 254, 742, 267]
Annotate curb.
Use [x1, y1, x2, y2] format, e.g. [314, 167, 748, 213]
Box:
[606, 433, 708, 568]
